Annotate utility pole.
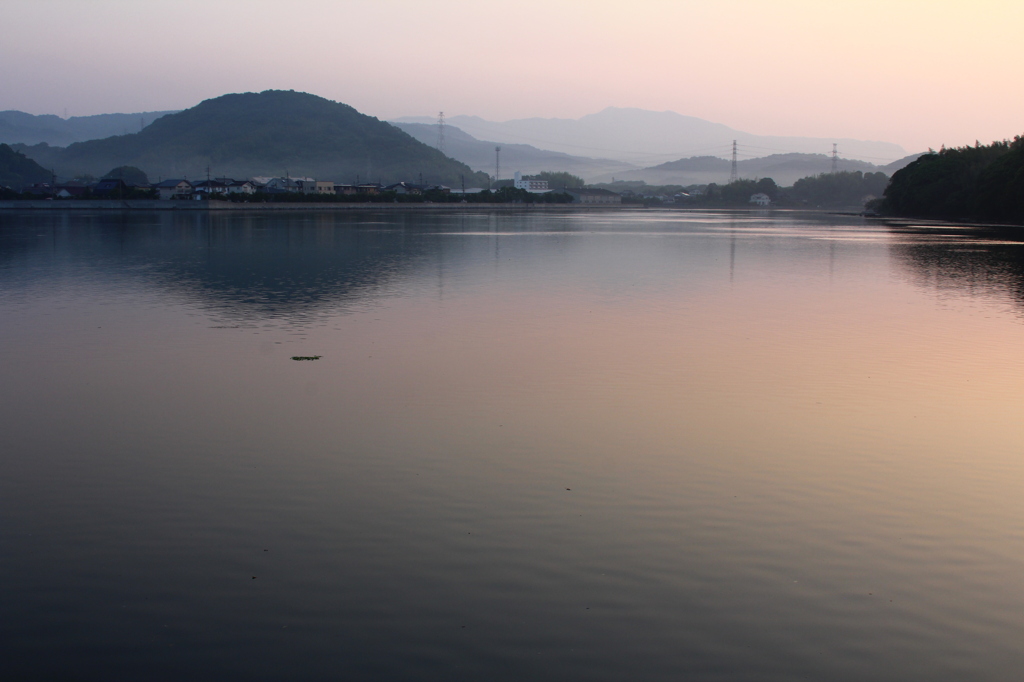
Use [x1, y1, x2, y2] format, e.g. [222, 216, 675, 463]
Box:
[730, 140, 738, 183]
[495, 146, 501, 184]
[436, 111, 445, 155]
[831, 143, 838, 174]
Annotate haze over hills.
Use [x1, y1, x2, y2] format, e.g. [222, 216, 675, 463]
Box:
[12, 91, 488, 186]
[3, 94, 923, 189]
[605, 151, 926, 187]
[391, 122, 637, 182]
[396, 107, 907, 166]
[395, 119, 923, 186]
[0, 110, 177, 147]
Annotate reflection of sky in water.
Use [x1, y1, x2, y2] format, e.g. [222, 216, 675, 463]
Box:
[1, 209, 1024, 681]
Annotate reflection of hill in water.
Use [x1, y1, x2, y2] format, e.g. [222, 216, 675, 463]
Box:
[1, 211, 481, 323]
[888, 223, 1024, 309]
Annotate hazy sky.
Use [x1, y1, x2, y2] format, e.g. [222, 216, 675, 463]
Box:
[3, 0, 1021, 153]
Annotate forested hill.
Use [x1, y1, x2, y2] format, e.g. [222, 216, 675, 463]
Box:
[16, 91, 489, 186]
[0, 143, 51, 187]
[881, 138, 1024, 224]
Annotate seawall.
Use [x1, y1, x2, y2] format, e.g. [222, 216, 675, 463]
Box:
[0, 200, 633, 212]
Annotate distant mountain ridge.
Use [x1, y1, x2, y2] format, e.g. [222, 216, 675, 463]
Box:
[13, 91, 488, 186]
[611, 151, 926, 187]
[0, 110, 178, 147]
[391, 121, 636, 181]
[396, 107, 907, 166]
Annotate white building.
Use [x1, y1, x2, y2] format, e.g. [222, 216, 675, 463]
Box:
[749, 193, 771, 207]
[513, 171, 550, 192]
[153, 179, 193, 200]
[225, 180, 257, 195]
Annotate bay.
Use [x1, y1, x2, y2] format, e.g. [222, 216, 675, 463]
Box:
[1, 209, 1023, 681]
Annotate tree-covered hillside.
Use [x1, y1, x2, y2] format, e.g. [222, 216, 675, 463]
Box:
[789, 171, 889, 208]
[881, 138, 1024, 223]
[17, 91, 489, 187]
[0, 143, 52, 188]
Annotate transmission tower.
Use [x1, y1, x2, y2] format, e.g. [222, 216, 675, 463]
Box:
[831, 143, 838, 174]
[730, 140, 738, 183]
[436, 111, 445, 155]
[495, 146, 501, 183]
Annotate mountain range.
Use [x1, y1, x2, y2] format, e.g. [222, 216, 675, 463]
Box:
[392, 122, 636, 182]
[0, 110, 177, 147]
[395, 108, 908, 167]
[4, 95, 920, 189]
[395, 119, 922, 186]
[608, 152, 924, 187]
[10, 91, 488, 186]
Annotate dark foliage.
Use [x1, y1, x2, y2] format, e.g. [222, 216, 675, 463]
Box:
[0, 143, 52, 188]
[702, 178, 779, 206]
[789, 171, 889, 208]
[881, 138, 1024, 223]
[103, 165, 149, 185]
[533, 171, 585, 189]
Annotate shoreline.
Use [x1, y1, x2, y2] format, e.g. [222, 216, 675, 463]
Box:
[0, 199, 639, 212]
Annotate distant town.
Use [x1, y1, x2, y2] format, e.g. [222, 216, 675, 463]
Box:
[2, 156, 896, 211]
[1, 89, 1020, 220]
[3, 165, 628, 205]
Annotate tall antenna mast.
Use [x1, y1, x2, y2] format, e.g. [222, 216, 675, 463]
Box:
[730, 140, 738, 183]
[495, 146, 501, 183]
[831, 143, 838, 174]
[436, 111, 445, 155]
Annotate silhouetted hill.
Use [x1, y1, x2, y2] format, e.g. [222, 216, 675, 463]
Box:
[0, 110, 177, 146]
[0, 143, 51, 188]
[15, 91, 489, 186]
[881, 138, 1024, 224]
[879, 153, 928, 175]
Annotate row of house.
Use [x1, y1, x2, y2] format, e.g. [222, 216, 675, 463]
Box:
[151, 176, 622, 203]
[152, 177, 456, 200]
[15, 172, 623, 204]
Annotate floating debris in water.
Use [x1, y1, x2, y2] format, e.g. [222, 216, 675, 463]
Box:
[291, 356, 321, 361]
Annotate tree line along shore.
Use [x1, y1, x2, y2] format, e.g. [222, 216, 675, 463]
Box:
[3, 136, 1023, 222]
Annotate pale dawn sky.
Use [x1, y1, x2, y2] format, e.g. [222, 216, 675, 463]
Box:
[2, 0, 1021, 154]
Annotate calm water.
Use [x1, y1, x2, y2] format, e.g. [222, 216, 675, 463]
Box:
[2, 209, 1023, 681]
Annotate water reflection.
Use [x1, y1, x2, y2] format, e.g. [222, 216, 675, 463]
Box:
[6, 210, 1024, 320]
[3, 209, 1024, 681]
[888, 222, 1024, 311]
[1, 211, 462, 324]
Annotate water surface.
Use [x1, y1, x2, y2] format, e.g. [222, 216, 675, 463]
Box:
[2, 209, 1023, 681]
